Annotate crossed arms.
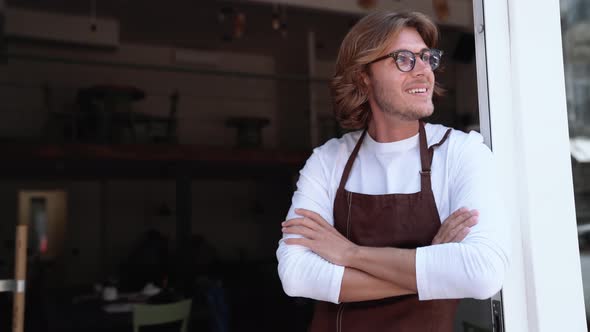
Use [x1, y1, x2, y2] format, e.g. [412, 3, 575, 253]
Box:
[282, 207, 478, 302]
[276, 132, 510, 303]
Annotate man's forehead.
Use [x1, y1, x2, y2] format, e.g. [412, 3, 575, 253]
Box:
[385, 28, 428, 52]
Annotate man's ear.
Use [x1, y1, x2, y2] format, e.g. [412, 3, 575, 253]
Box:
[359, 69, 372, 99]
[360, 70, 370, 87]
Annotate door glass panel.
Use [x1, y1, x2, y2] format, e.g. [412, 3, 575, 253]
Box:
[561, 0, 590, 328]
[0, 1, 499, 331]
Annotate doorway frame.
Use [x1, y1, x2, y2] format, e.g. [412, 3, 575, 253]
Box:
[476, 0, 587, 330]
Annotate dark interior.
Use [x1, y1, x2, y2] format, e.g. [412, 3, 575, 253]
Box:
[0, 1, 479, 331]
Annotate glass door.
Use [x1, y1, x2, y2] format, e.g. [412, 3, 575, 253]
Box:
[561, 0, 590, 328]
[452, 0, 504, 331]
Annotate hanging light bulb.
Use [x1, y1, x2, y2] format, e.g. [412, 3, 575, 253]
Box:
[272, 4, 280, 31]
[432, 0, 450, 22]
[89, 0, 98, 31]
[280, 5, 287, 39]
[233, 12, 246, 39]
[280, 22, 288, 39]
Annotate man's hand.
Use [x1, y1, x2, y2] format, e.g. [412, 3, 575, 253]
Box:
[282, 207, 477, 265]
[282, 208, 357, 266]
[431, 207, 479, 245]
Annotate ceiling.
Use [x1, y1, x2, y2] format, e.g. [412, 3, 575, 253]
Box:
[240, 0, 474, 29]
[4, 0, 474, 59]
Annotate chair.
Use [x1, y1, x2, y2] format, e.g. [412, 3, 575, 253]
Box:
[133, 299, 192, 332]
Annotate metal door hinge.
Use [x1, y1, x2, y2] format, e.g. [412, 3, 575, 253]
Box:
[0, 279, 25, 293]
[492, 299, 504, 332]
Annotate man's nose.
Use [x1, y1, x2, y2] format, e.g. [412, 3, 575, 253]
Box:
[413, 56, 431, 75]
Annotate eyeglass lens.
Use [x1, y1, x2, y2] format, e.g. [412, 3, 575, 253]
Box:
[396, 49, 441, 72]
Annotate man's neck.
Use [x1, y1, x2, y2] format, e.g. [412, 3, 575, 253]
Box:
[367, 116, 420, 143]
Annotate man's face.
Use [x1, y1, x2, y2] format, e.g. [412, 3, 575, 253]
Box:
[364, 27, 435, 121]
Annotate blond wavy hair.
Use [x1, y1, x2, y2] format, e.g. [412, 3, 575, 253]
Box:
[331, 11, 440, 130]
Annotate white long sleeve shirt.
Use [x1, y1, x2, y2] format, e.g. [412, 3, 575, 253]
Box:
[276, 123, 510, 303]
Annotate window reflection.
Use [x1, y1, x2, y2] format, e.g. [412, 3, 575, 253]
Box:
[561, 0, 590, 326]
[30, 197, 48, 256]
[562, 0, 590, 136]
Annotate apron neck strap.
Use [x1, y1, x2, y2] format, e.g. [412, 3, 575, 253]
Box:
[337, 122, 451, 192]
[420, 122, 453, 172]
[419, 122, 452, 192]
[337, 129, 367, 190]
[419, 121, 430, 173]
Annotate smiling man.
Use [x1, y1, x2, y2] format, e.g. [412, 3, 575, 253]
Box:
[276, 11, 510, 332]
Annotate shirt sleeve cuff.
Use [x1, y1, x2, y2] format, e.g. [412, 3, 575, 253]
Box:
[415, 246, 432, 301]
[329, 264, 345, 304]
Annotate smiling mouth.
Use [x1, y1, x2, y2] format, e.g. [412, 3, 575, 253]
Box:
[406, 88, 428, 94]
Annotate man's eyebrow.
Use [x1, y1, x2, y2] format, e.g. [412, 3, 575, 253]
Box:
[388, 47, 431, 54]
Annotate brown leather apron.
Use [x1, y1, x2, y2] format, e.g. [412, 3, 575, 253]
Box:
[309, 122, 458, 332]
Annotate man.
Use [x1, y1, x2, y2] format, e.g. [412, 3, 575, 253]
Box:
[276, 11, 510, 332]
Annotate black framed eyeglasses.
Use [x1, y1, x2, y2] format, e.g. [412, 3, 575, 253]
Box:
[369, 48, 443, 72]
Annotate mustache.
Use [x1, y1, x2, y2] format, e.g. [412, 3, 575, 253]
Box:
[405, 80, 432, 86]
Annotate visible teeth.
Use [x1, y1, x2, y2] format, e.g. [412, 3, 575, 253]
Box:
[408, 88, 427, 94]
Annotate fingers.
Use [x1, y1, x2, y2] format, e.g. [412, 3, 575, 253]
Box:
[432, 209, 467, 244]
[432, 208, 479, 245]
[282, 216, 319, 230]
[284, 237, 311, 247]
[443, 207, 472, 230]
[282, 209, 347, 244]
[282, 224, 317, 239]
[294, 209, 349, 239]
[294, 208, 331, 227]
[447, 208, 478, 231]
[449, 226, 470, 243]
[281, 214, 325, 240]
[445, 214, 477, 242]
[449, 207, 469, 218]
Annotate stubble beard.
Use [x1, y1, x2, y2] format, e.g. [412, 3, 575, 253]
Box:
[375, 93, 434, 121]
